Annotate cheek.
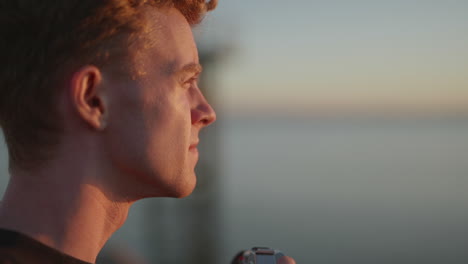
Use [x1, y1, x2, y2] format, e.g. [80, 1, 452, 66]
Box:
[147, 90, 192, 146]
[177, 90, 192, 123]
[111, 80, 193, 154]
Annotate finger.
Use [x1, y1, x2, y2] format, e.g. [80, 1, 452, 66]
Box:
[277, 256, 296, 264]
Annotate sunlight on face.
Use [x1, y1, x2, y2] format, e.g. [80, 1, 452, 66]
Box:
[103, 7, 216, 199]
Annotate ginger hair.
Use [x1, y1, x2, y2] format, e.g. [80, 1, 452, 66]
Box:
[0, 0, 217, 171]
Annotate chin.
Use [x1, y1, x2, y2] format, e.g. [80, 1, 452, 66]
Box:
[132, 169, 197, 199]
[174, 188, 195, 198]
[167, 172, 197, 198]
[171, 185, 196, 198]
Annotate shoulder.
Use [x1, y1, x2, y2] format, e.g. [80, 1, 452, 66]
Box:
[0, 228, 88, 264]
[0, 228, 37, 264]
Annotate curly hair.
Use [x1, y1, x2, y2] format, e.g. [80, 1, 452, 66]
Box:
[0, 0, 217, 172]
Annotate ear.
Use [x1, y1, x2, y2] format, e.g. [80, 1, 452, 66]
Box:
[70, 66, 107, 131]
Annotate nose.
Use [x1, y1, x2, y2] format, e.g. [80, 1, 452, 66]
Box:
[191, 91, 216, 127]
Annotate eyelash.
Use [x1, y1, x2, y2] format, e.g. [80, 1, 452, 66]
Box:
[183, 77, 198, 89]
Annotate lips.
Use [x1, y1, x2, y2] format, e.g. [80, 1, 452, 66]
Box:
[189, 141, 199, 150]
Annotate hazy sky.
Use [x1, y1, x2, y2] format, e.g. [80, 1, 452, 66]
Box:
[197, 0, 468, 113]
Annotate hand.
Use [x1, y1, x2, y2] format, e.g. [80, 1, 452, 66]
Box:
[278, 256, 296, 264]
[230, 249, 296, 264]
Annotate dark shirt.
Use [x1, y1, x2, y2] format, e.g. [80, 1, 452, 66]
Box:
[0, 228, 91, 264]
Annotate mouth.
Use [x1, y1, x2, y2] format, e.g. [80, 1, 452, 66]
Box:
[189, 141, 199, 151]
[189, 141, 199, 164]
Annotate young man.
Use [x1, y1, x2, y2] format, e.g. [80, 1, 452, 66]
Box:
[0, 1, 295, 263]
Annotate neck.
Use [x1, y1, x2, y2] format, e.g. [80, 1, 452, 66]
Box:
[0, 158, 133, 263]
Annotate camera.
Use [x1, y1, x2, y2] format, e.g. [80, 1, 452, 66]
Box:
[231, 247, 285, 264]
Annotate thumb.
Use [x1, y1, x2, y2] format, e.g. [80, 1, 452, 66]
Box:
[278, 256, 296, 264]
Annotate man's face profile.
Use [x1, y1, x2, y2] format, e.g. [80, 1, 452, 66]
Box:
[102, 7, 216, 199]
[0, 2, 297, 263]
[0, 1, 218, 202]
[0, 2, 222, 263]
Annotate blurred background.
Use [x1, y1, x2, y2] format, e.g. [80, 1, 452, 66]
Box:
[1, 0, 468, 263]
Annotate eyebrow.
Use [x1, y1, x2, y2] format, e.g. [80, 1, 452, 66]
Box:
[177, 63, 203, 76]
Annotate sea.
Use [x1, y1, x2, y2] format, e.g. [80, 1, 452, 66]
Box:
[217, 114, 468, 264]
[1, 115, 468, 264]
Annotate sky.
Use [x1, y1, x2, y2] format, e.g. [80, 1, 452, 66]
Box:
[195, 0, 468, 114]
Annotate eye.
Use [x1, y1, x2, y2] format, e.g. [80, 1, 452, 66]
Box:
[182, 77, 198, 89]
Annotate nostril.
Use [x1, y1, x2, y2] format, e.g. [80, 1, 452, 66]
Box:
[191, 103, 216, 126]
[202, 105, 216, 126]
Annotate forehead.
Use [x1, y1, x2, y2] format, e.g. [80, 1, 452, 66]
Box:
[131, 7, 199, 75]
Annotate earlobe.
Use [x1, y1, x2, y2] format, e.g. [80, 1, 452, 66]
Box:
[70, 66, 107, 131]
